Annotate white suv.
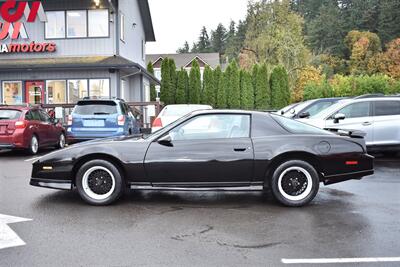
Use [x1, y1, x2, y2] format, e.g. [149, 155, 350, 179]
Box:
[298, 97, 400, 152]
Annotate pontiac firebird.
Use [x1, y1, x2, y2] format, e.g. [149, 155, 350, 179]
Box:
[30, 110, 374, 207]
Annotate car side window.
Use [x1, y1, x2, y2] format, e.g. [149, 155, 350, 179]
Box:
[39, 110, 51, 123]
[30, 110, 42, 121]
[374, 101, 400, 116]
[335, 102, 371, 119]
[25, 111, 33, 121]
[169, 114, 250, 141]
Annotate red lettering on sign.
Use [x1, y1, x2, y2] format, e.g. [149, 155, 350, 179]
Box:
[0, 0, 27, 23]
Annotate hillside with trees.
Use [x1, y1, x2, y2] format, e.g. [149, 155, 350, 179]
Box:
[161, 0, 400, 109]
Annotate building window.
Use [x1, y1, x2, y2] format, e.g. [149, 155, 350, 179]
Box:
[46, 80, 66, 104]
[88, 9, 109, 37]
[45, 11, 65, 39]
[67, 10, 87, 38]
[120, 13, 125, 41]
[2, 81, 23, 104]
[89, 79, 110, 98]
[68, 80, 88, 103]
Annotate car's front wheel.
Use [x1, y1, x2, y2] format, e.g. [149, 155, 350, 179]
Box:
[270, 160, 319, 207]
[76, 160, 124, 205]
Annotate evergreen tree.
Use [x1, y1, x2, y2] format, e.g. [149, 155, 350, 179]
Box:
[226, 60, 241, 108]
[160, 58, 171, 104]
[377, 0, 400, 44]
[197, 26, 212, 53]
[177, 41, 190, 54]
[211, 23, 227, 55]
[201, 65, 215, 105]
[217, 65, 229, 108]
[169, 59, 177, 103]
[176, 68, 188, 104]
[213, 66, 222, 108]
[146, 61, 157, 101]
[307, 2, 346, 56]
[189, 60, 201, 104]
[270, 65, 290, 109]
[240, 70, 254, 109]
[253, 63, 270, 110]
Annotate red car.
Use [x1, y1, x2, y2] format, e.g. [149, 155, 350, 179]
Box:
[0, 104, 66, 155]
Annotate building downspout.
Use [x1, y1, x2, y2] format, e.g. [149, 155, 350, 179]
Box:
[109, 0, 119, 56]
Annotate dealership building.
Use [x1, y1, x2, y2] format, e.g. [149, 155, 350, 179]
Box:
[0, 0, 159, 107]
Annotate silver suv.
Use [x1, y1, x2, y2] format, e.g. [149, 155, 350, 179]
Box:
[298, 97, 400, 152]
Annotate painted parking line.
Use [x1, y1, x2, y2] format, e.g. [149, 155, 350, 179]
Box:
[282, 257, 400, 264]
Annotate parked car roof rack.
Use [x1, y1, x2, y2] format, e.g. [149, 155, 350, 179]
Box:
[354, 94, 385, 99]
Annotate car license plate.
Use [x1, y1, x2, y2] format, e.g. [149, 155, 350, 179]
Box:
[83, 120, 105, 127]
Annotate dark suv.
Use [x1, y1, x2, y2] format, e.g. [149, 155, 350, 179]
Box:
[0, 104, 66, 154]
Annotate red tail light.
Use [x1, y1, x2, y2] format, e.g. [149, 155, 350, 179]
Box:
[346, 161, 358, 165]
[152, 117, 163, 128]
[15, 120, 27, 129]
[67, 115, 73, 126]
[118, 115, 126, 126]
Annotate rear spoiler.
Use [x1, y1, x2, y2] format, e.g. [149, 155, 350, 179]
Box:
[324, 128, 366, 139]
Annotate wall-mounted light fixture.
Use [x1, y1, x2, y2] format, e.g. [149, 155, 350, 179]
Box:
[94, 0, 100, 8]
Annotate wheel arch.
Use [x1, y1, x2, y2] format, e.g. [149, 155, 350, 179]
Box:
[72, 153, 127, 186]
[265, 151, 323, 185]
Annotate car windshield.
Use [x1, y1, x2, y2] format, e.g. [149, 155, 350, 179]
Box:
[271, 114, 333, 135]
[309, 99, 352, 119]
[302, 101, 338, 117]
[74, 101, 118, 115]
[0, 109, 22, 120]
[162, 105, 212, 117]
[282, 100, 313, 117]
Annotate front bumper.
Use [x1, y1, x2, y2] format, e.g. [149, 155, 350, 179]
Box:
[30, 178, 73, 190]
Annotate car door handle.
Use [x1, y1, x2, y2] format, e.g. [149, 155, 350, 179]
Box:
[234, 147, 248, 152]
[362, 122, 372, 126]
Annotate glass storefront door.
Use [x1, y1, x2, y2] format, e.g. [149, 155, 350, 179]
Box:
[25, 81, 45, 105]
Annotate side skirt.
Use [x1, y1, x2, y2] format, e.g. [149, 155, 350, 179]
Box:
[129, 182, 264, 191]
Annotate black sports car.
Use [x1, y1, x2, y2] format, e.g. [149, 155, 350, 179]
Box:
[30, 110, 374, 207]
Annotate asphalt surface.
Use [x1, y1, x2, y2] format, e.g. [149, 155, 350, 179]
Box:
[0, 148, 399, 267]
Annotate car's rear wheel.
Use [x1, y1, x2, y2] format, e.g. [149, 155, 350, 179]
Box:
[57, 133, 66, 149]
[270, 160, 319, 207]
[76, 160, 124, 205]
[27, 135, 39, 155]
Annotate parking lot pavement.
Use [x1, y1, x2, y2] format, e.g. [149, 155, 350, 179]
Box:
[0, 149, 399, 267]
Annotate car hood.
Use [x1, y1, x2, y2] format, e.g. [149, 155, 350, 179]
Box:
[34, 135, 144, 164]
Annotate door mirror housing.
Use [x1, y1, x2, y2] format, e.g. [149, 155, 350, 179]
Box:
[333, 113, 346, 124]
[298, 112, 310, 119]
[158, 134, 173, 146]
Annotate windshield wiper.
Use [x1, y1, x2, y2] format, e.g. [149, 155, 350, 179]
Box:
[0, 117, 10, 120]
[93, 112, 110, 115]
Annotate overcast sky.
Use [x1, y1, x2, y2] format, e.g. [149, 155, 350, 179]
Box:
[146, 0, 249, 54]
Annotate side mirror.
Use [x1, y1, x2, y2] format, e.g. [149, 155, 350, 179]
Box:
[158, 134, 173, 147]
[298, 112, 310, 119]
[333, 113, 346, 124]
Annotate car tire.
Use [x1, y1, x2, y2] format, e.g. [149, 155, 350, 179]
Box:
[27, 135, 39, 155]
[76, 160, 124, 206]
[56, 133, 66, 149]
[270, 160, 319, 207]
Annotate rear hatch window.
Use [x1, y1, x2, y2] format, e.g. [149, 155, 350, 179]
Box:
[73, 101, 118, 115]
[0, 109, 22, 120]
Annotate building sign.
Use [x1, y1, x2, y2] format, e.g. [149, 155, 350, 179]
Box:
[0, 0, 56, 53]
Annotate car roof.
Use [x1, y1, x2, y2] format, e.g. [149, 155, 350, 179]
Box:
[190, 109, 265, 116]
[310, 97, 400, 119]
[0, 104, 40, 111]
